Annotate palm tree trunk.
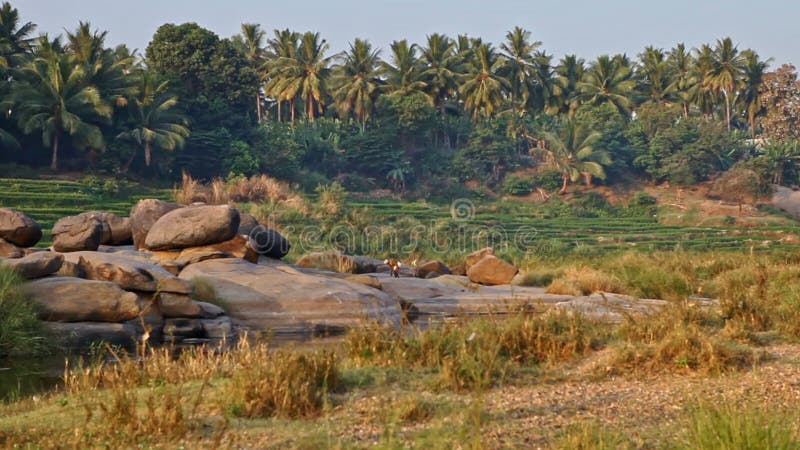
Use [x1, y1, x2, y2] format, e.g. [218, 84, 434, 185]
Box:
[50, 133, 59, 171]
[290, 99, 295, 124]
[145, 141, 152, 167]
[277, 99, 282, 122]
[683, 103, 689, 119]
[121, 148, 137, 173]
[560, 173, 569, 194]
[308, 96, 315, 122]
[724, 91, 731, 131]
[256, 92, 262, 122]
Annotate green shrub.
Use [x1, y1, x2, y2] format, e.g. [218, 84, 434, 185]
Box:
[683, 401, 799, 450]
[502, 174, 534, 196]
[531, 169, 563, 192]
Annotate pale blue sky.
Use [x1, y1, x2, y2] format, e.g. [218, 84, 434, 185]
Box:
[17, 0, 800, 66]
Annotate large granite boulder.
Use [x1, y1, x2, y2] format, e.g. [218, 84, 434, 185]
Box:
[130, 199, 182, 249]
[63, 251, 192, 294]
[149, 235, 258, 265]
[247, 225, 290, 259]
[52, 214, 104, 252]
[0, 237, 23, 258]
[179, 258, 401, 332]
[237, 212, 260, 236]
[465, 247, 494, 271]
[415, 260, 451, 278]
[26, 277, 142, 322]
[144, 205, 240, 251]
[45, 322, 141, 351]
[0, 208, 42, 247]
[157, 292, 204, 318]
[466, 255, 518, 286]
[296, 251, 357, 273]
[78, 212, 132, 245]
[1, 252, 63, 279]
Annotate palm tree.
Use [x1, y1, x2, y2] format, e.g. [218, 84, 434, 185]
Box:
[0, 1, 35, 68]
[264, 29, 299, 122]
[117, 72, 189, 168]
[290, 32, 333, 122]
[240, 23, 266, 121]
[667, 43, 696, 118]
[637, 46, 676, 108]
[577, 54, 635, 117]
[13, 49, 112, 170]
[554, 55, 585, 117]
[739, 50, 770, 138]
[499, 26, 540, 113]
[381, 39, 427, 98]
[704, 37, 747, 131]
[459, 42, 508, 121]
[689, 44, 717, 119]
[539, 119, 611, 193]
[331, 38, 382, 128]
[762, 140, 800, 185]
[420, 33, 462, 118]
[529, 51, 562, 115]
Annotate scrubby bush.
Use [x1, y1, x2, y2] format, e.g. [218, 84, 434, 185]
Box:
[0, 267, 49, 357]
[502, 173, 534, 196]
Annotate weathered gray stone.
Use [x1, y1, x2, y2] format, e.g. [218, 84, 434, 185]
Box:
[144, 205, 240, 251]
[158, 292, 203, 318]
[1, 251, 63, 279]
[0, 208, 41, 247]
[26, 277, 142, 322]
[52, 214, 103, 252]
[130, 199, 182, 250]
[63, 251, 192, 294]
[202, 316, 233, 339]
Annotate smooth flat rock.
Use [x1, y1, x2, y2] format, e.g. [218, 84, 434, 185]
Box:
[415, 260, 451, 278]
[144, 205, 240, 250]
[157, 292, 204, 318]
[179, 258, 401, 332]
[63, 251, 192, 294]
[1, 251, 63, 279]
[26, 276, 142, 322]
[149, 235, 257, 265]
[0, 208, 42, 247]
[0, 237, 23, 258]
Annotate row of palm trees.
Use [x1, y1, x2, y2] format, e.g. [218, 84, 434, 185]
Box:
[241, 24, 770, 134]
[0, 4, 188, 170]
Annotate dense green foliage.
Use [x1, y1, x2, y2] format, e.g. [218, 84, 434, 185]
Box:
[0, 266, 48, 357]
[2, 3, 799, 196]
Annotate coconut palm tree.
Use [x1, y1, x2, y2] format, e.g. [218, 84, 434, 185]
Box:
[554, 54, 585, 117]
[0, 1, 35, 68]
[264, 29, 299, 122]
[704, 37, 747, 131]
[690, 44, 718, 119]
[331, 38, 383, 128]
[667, 43, 696, 118]
[577, 54, 635, 117]
[637, 46, 676, 108]
[13, 50, 112, 170]
[291, 32, 333, 122]
[381, 39, 427, 98]
[539, 119, 611, 193]
[420, 33, 462, 118]
[739, 50, 770, 138]
[530, 50, 562, 115]
[239, 23, 267, 121]
[117, 72, 189, 168]
[459, 42, 508, 121]
[499, 26, 540, 113]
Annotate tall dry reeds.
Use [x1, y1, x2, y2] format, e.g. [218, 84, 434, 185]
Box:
[173, 172, 304, 207]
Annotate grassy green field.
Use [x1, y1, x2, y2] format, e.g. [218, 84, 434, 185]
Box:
[0, 178, 171, 247]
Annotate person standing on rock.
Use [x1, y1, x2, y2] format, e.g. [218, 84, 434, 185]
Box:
[384, 258, 402, 278]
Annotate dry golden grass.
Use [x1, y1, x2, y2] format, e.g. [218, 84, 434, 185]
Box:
[546, 266, 623, 296]
[173, 172, 304, 207]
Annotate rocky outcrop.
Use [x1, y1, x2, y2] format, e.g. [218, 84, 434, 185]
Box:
[0, 208, 42, 247]
[296, 251, 357, 273]
[1, 252, 63, 279]
[237, 212, 260, 236]
[465, 247, 494, 271]
[179, 258, 401, 332]
[0, 237, 24, 258]
[26, 277, 142, 322]
[149, 235, 257, 265]
[130, 199, 182, 249]
[247, 225, 290, 259]
[63, 251, 192, 294]
[51, 214, 104, 252]
[78, 211, 132, 245]
[466, 255, 518, 285]
[415, 260, 451, 278]
[144, 205, 240, 251]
